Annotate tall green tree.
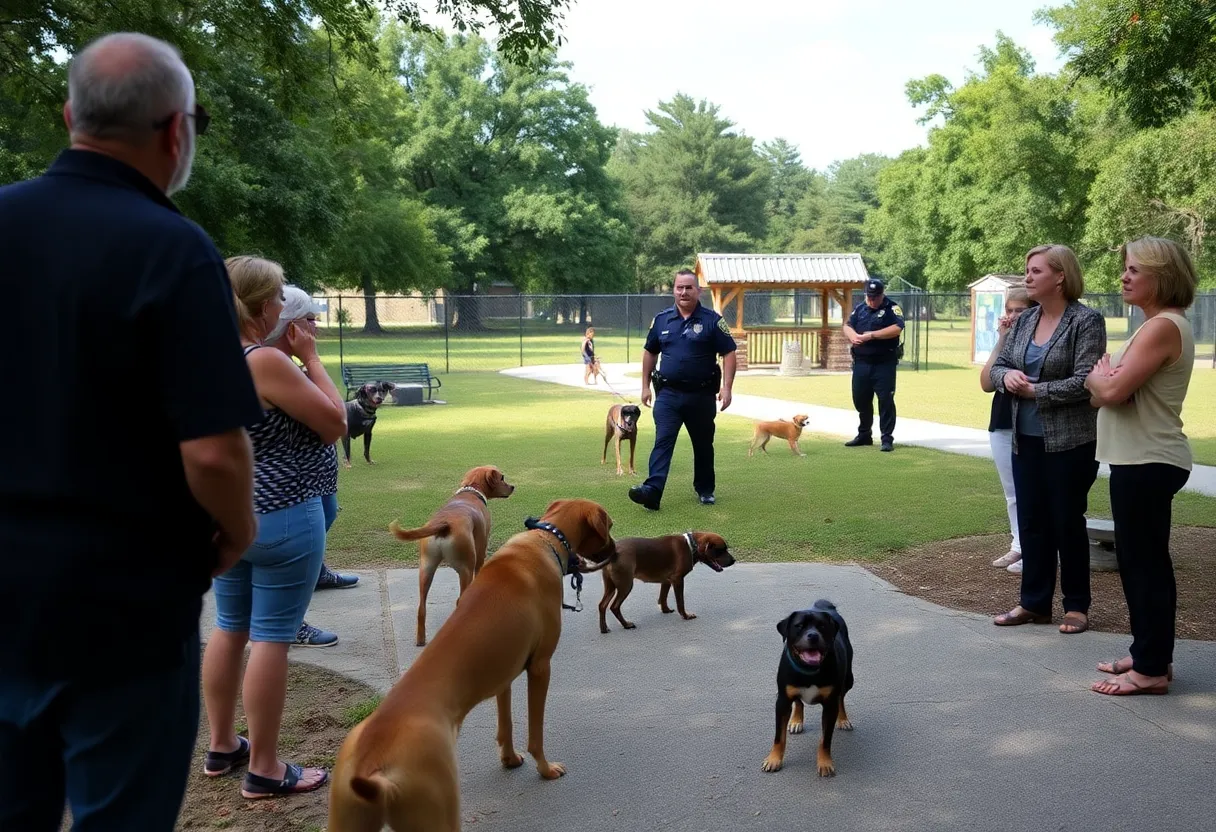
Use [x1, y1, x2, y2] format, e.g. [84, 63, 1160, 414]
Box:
[792, 154, 890, 257]
[1040, 0, 1216, 128]
[758, 138, 819, 251]
[608, 94, 770, 289]
[864, 34, 1104, 290]
[395, 32, 631, 319]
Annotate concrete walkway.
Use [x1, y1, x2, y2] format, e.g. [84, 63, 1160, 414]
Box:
[203, 564, 1216, 831]
[502, 362, 1216, 498]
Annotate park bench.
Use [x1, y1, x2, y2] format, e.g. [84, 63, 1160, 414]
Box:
[342, 363, 442, 404]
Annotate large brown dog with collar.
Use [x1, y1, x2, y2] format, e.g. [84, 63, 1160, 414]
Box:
[328, 499, 616, 832]
[582, 531, 735, 633]
[388, 466, 514, 646]
[602, 403, 642, 475]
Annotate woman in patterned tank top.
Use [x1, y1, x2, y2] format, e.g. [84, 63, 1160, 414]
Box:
[201, 257, 347, 799]
[264, 286, 359, 648]
[1085, 237, 1199, 697]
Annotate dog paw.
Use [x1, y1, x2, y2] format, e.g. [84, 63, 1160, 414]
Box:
[366, 460, 376, 466]
[837, 718, 854, 731]
[787, 721, 804, 735]
[816, 754, 836, 777]
[680, 612, 697, 620]
[343, 462, 353, 470]
[538, 761, 566, 780]
[623, 622, 636, 630]
[501, 752, 524, 769]
[761, 753, 784, 772]
[660, 607, 675, 614]
[415, 638, 427, 647]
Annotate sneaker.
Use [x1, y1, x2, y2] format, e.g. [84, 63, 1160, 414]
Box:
[880, 440, 894, 452]
[294, 622, 338, 648]
[699, 493, 715, 505]
[628, 485, 660, 511]
[315, 564, 358, 590]
[844, 436, 873, 447]
[992, 551, 1021, 568]
[1006, 560, 1023, 574]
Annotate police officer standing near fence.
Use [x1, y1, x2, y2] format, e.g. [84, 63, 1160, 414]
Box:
[843, 278, 905, 452]
[629, 269, 737, 510]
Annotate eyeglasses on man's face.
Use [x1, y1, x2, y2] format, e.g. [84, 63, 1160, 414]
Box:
[153, 103, 210, 136]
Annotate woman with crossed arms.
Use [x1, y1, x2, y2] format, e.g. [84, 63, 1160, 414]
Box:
[1085, 237, 1198, 696]
[989, 244, 1106, 635]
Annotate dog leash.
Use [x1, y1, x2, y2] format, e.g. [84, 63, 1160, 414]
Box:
[524, 517, 584, 612]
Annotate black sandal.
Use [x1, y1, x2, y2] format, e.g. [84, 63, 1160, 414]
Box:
[241, 762, 328, 799]
[203, 736, 250, 777]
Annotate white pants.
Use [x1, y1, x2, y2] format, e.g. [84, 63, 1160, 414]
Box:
[989, 429, 1021, 554]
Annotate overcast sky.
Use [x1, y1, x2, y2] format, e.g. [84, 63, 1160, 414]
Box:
[545, 0, 1068, 170]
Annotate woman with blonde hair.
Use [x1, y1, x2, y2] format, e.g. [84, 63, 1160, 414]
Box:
[979, 283, 1033, 573]
[201, 257, 346, 799]
[1085, 236, 1198, 696]
[989, 244, 1106, 634]
[264, 286, 359, 648]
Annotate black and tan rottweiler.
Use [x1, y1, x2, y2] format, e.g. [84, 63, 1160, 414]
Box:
[762, 600, 855, 777]
[602, 403, 642, 476]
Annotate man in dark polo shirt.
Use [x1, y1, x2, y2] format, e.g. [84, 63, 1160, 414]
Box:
[0, 33, 263, 831]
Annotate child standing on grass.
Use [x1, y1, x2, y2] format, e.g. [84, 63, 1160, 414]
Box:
[980, 285, 1032, 573]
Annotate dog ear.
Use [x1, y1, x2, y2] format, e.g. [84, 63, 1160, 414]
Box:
[586, 505, 612, 546]
[544, 499, 567, 516]
[776, 612, 797, 640]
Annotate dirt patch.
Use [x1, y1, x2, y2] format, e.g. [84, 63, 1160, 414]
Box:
[177, 663, 380, 832]
[865, 526, 1216, 641]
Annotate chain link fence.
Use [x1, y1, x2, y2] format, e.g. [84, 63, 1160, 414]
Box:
[314, 291, 1216, 375]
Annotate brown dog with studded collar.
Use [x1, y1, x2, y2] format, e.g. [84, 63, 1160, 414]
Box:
[581, 531, 735, 633]
[328, 499, 616, 832]
[388, 465, 514, 646]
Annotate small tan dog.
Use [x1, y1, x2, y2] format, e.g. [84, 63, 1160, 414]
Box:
[388, 466, 514, 646]
[328, 499, 617, 832]
[749, 414, 810, 457]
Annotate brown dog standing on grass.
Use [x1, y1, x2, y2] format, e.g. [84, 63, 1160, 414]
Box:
[749, 414, 810, 457]
[388, 465, 514, 646]
[581, 531, 735, 633]
[602, 403, 642, 475]
[328, 499, 616, 832]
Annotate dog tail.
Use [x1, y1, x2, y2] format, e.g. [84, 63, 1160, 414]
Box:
[388, 520, 451, 541]
[349, 772, 393, 802]
[813, 598, 838, 612]
[576, 552, 616, 573]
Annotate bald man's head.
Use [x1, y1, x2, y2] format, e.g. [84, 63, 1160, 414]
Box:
[66, 33, 199, 195]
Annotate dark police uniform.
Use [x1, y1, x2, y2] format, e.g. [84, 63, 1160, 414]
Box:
[847, 280, 905, 447]
[637, 302, 736, 505]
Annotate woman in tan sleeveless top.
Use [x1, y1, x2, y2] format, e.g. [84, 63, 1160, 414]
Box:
[1084, 237, 1198, 696]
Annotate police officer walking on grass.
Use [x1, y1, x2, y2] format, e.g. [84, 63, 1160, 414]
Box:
[629, 269, 737, 511]
[843, 278, 905, 452]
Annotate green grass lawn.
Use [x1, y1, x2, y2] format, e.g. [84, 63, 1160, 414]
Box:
[732, 365, 1216, 467]
[318, 321, 1216, 467]
[318, 372, 1216, 571]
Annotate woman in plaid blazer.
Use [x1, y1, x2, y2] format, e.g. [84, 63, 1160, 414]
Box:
[989, 244, 1107, 634]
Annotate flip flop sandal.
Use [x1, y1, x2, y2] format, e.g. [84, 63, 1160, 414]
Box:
[1090, 672, 1169, 697]
[1098, 659, 1173, 681]
[993, 608, 1051, 626]
[1059, 614, 1089, 634]
[203, 736, 250, 777]
[241, 762, 329, 800]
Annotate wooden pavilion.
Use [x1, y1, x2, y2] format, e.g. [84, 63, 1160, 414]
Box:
[694, 253, 871, 371]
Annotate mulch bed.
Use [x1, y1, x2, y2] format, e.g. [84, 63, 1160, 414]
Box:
[865, 527, 1216, 641]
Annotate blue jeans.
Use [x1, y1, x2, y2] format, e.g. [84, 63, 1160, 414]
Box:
[212, 497, 326, 642]
[0, 631, 199, 831]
